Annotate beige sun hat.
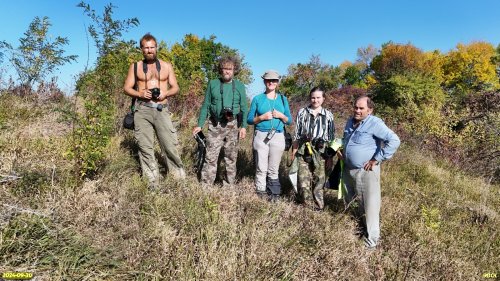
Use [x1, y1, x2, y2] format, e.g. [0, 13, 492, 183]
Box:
[261, 70, 281, 80]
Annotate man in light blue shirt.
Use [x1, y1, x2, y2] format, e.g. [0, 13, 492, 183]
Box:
[338, 94, 400, 249]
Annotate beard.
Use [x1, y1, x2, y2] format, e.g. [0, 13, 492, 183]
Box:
[144, 53, 157, 62]
[222, 74, 234, 82]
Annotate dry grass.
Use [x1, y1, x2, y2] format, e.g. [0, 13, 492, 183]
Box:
[0, 94, 498, 280]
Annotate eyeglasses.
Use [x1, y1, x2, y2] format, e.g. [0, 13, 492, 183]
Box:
[265, 79, 279, 84]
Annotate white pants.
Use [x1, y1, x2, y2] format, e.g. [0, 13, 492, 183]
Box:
[253, 130, 285, 193]
[343, 165, 381, 247]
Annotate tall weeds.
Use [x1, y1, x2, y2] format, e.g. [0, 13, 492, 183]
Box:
[1, 94, 497, 279]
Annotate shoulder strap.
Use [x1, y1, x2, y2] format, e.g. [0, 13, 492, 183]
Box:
[142, 59, 148, 75]
[308, 111, 315, 138]
[219, 79, 224, 111]
[130, 60, 161, 111]
[133, 62, 138, 89]
[144, 59, 161, 77]
[231, 80, 235, 110]
[279, 93, 288, 132]
[321, 110, 327, 139]
[131, 62, 138, 110]
[142, 59, 161, 79]
[155, 59, 161, 73]
[219, 79, 236, 111]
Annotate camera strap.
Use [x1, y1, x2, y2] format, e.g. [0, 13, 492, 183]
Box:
[277, 94, 287, 131]
[129, 59, 162, 111]
[130, 62, 138, 111]
[315, 111, 327, 140]
[266, 92, 278, 129]
[142, 59, 161, 87]
[219, 79, 236, 115]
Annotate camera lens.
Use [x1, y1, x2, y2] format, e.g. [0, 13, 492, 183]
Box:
[222, 108, 234, 121]
[151, 88, 160, 99]
[325, 147, 335, 157]
[312, 139, 325, 150]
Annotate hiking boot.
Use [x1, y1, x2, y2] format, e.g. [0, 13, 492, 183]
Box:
[313, 207, 324, 212]
[364, 237, 377, 250]
[256, 191, 269, 200]
[269, 194, 281, 203]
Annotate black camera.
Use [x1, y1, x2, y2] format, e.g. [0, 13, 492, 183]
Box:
[222, 107, 234, 122]
[265, 128, 276, 142]
[150, 88, 161, 100]
[324, 147, 336, 157]
[312, 139, 325, 150]
[194, 131, 206, 148]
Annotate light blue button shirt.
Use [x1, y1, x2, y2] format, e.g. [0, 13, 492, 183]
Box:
[343, 115, 400, 169]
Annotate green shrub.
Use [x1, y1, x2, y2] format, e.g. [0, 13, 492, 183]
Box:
[70, 88, 114, 179]
[374, 72, 449, 137]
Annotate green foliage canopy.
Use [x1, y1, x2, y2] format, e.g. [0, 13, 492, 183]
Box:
[77, 1, 139, 58]
[165, 34, 253, 97]
[280, 55, 342, 97]
[0, 16, 77, 89]
[72, 2, 139, 179]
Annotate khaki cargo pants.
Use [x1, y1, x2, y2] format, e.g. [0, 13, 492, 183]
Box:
[134, 103, 184, 185]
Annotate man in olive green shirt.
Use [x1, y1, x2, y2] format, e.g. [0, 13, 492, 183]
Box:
[193, 55, 248, 186]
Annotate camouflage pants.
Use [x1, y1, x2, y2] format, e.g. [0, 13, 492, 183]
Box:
[297, 154, 326, 209]
[134, 104, 184, 185]
[201, 119, 239, 185]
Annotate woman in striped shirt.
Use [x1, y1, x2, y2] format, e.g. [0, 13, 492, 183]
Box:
[292, 86, 335, 210]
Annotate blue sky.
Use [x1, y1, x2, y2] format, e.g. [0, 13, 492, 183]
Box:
[1, 0, 499, 96]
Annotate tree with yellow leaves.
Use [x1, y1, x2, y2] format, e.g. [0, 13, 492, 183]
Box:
[442, 41, 500, 96]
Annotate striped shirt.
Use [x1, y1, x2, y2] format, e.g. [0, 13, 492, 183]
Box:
[294, 107, 335, 141]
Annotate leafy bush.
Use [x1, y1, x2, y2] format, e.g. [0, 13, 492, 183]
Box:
[0, 16, 77, 91]
[70, 3, 138, 179]
[449, 90, 500, 182]
[166, 34, 253, 98]
[374, 72, 448, 137]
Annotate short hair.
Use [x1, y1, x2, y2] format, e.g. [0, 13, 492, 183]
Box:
[140, 33, 157, 48]
[354, 94, 375, 109]
[218, 54, 241, 75]
[309, 86, 325, 98]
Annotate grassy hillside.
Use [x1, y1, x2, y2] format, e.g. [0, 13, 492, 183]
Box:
[0, 94, 498, 280]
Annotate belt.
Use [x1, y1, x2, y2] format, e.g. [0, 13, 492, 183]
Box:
[138, 101, 164, 111]
[257, 129, 283, 133]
